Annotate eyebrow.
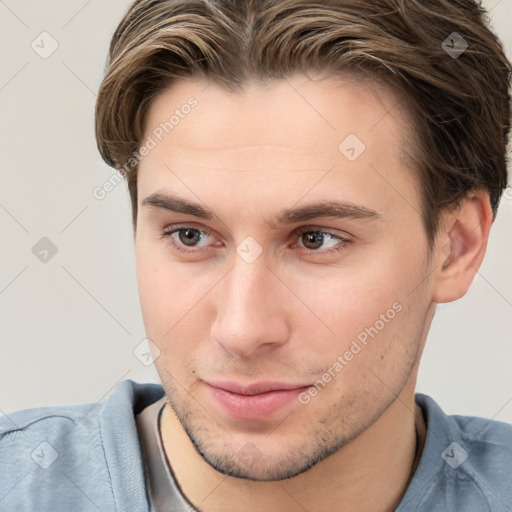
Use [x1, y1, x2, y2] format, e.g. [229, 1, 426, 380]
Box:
[141, 192, 382, 227]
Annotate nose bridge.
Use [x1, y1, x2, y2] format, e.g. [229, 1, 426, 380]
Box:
[211, 253, 288, 357]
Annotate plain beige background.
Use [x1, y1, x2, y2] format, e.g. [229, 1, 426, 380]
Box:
[1, 0, 511, 423]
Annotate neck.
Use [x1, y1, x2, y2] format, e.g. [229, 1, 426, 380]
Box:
[160, 383, 426, 512]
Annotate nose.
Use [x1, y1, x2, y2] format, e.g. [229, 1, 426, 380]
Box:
[210, 254, 290, 358]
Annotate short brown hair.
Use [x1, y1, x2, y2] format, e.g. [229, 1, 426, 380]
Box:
[95, 0, 511, 245]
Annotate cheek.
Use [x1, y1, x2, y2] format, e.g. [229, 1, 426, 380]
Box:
[135, 250, 200, 381]
[136, 260, 163, 329]
[295, 261, 398, 334]
[135, 240, 213, 355]
[135, 240, 178, 336]
[294, 244, 426, 369]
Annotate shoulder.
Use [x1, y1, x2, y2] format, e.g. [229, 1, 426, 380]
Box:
[450, 406, 512, 505]
[420, 393, 512, 471]
[404, 394, 512, 512]
[0, 379, 164, 511]
[0, 379, 164, 436]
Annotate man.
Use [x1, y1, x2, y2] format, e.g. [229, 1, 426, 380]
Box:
[1, 0, 511, 510]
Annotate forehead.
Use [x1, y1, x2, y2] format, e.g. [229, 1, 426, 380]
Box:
[144, 73, 411, 156]
[137, 73, 418, 219]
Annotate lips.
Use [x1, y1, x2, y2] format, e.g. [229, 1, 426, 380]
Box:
[204, 381, 310, 421]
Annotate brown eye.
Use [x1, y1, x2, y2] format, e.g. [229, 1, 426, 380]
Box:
[301, 231, 326, 250]
[295, 227, 348, 254]
[177, 228, 204, 246]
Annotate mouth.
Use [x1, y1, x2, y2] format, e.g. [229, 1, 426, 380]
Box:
[203, 380, 311, 421]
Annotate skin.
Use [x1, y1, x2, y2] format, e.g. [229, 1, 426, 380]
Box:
[134, 73, 492, 512]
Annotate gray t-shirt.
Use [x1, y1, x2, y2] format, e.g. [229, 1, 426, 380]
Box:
[136, 398, 196, 511]
[1, 379, 511, 511]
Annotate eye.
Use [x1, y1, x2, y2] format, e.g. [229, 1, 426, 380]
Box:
[161, 225, 351, 256]
[294, 227, 350, 255]
[162, 226, 216, 253]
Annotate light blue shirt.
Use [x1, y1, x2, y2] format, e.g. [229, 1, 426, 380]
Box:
[1, 379, 511, 511]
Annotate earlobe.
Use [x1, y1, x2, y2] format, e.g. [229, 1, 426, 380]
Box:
[432, 192, 493, 304]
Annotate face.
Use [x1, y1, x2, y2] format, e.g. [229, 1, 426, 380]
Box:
[135, 74, 436, 481]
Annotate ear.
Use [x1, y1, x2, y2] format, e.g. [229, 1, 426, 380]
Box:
[432, 191, 493, 303]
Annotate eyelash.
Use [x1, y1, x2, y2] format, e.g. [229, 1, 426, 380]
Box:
[160, 224, 352, 256]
